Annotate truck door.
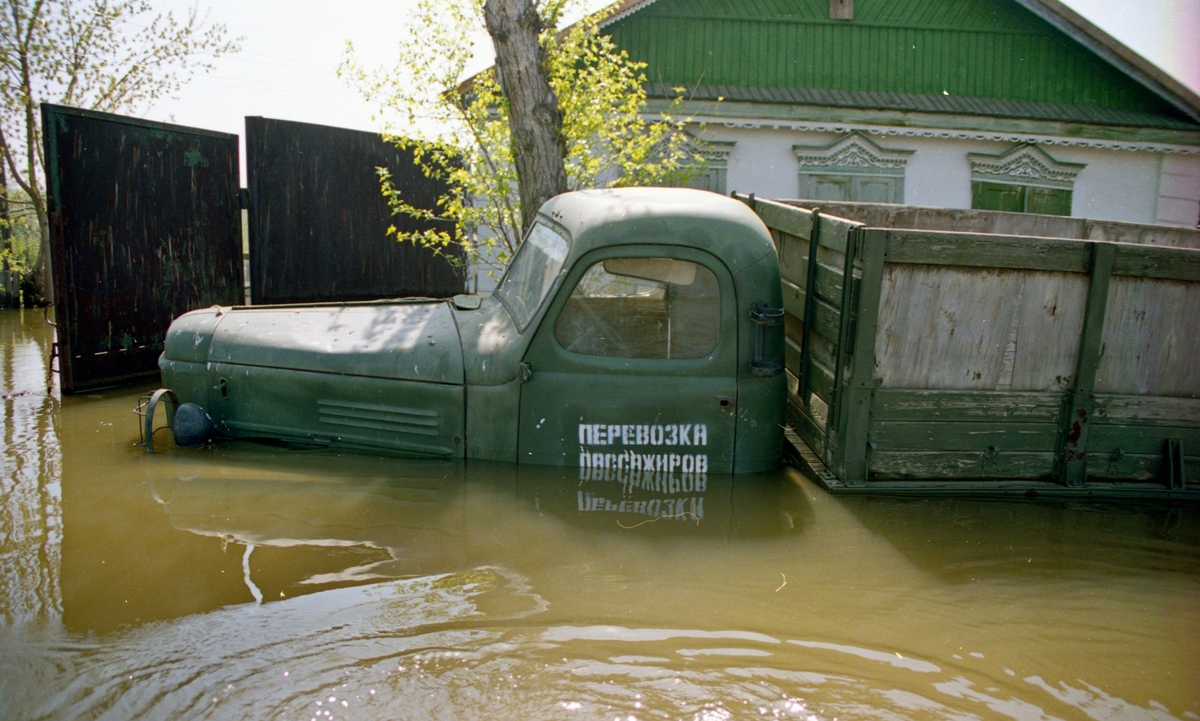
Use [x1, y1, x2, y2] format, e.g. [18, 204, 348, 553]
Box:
[517, 246, 739, 474]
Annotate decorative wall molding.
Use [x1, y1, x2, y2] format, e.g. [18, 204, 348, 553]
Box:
[968, 144, 1085, 189]
[679, 135, 736, 194]
[668, 115, 1200, 155]
[693, 139, 736, 167]
[793, 132, 914, 174]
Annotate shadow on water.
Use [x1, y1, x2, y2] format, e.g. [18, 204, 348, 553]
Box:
[837, 494, 1200, 585]
[3, 308, 1200, 721]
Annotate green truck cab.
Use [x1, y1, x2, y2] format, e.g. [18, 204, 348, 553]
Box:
[159, 188, 786, 473]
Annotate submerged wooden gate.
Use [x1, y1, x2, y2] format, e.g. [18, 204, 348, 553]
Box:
[43, 105, 244, 393]
[737, 193, 1200, 498]
[245, 117, 462, 305]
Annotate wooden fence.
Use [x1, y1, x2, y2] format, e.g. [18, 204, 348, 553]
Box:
[0, 269, 19, 307]
[736, 193, 1200, 498]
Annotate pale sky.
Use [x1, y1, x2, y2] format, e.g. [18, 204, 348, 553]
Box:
[146, 0, 1200, 141]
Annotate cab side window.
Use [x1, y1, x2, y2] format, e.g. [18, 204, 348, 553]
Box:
[555, 257, 719, 359]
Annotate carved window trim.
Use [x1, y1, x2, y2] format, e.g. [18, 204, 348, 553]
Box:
[793, 132, 914, 177]
[680, 135, 736, 195]
[793, 132, 914, 202]
[967, 144, 1085, 191]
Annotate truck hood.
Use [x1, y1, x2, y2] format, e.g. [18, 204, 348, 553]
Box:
[168, 302, 464, 384]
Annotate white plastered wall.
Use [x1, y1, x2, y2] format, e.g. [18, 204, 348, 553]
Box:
[1155, 154, 1200, 227]
[694, 125, 1178, 226]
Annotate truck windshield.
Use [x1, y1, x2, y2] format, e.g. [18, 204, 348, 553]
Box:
[495, 222, 571, 330]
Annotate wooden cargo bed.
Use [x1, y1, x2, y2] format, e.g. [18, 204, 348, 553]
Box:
[737, 193, 1200, 501]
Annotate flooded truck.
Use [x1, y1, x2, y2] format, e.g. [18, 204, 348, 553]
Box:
[157, 185, 1200, 498]
[158, 188, 788, 474]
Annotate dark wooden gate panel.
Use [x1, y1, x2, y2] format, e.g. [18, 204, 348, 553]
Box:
[245, 117, 462, 305]
[42, 105, 243, 393]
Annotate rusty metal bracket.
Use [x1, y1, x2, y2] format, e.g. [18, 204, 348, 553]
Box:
[1166, 438, 1186, 491]
[135, 389, 179, 453]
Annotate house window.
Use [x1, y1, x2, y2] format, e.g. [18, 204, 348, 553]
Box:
[968, 145, 1084, 216]
[793, 132, 914, 203]
[680, 139, 735, 195]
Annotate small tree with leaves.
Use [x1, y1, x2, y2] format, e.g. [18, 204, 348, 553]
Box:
[0, 0, 239, 304]
[341, 0, 696, 280]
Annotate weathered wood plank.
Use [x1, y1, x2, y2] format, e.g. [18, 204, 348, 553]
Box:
[814, 261, 854, 306]
[810, 328, 837, 374]
[785, 335, 802, 380]
[869, 451, 1056, 480]
[1094, 276, 1200, 397]
[789, 297, 840, 347]
[785, 324, 836, 377]
[780, 257, 855, 307]
[810, 357, 836, 405]
[788, 370, 830, 461]
[816, 214, 856, 255]
[872, 389, 1065, 423]
[1112, 244, 1200, 282]
[875, 265, 1025, 389]
[753, 196, 859, 252]
[1087, 424, 1200, 456]
[791, 400, 829, 462]
[1086, 452, 1200, 482]
[782, 425, 840, 489]
[884, 230, 1091, 272]
[1093, 394, 1200, 426]
[754, 197, 813, 240]
[871, 421, 1060, 452]
[781, 279, 805, 320]
[1005, 271, 1088, 391]
[787, 369, 828, 430]
[875, 265, 1094, 393]
[777, 231, 809, 289]
[825, 478, 1200, 497]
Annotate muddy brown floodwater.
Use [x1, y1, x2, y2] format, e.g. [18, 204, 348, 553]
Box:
[1, 308, 1198, 720]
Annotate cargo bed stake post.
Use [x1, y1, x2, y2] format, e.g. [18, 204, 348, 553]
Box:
[828, 224, 860, 480]
[798, 208, 822, 452]
[1166, 438, 1186, 490]
[1058, 241, 1115, 487]
[838, 227, 885, 486]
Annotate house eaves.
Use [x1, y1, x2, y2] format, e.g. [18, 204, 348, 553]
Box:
[1010, 0, 1200, 123]
[647, 84, 1200, 131]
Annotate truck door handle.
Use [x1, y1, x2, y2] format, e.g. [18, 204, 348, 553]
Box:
[519, 362, 533, 383]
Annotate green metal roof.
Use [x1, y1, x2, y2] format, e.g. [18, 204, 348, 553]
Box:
[604, 0, 1198, 126]
[645, 83, 1200, 130]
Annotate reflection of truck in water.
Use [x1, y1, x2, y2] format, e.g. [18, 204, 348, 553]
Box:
[159, 189, 787, 474]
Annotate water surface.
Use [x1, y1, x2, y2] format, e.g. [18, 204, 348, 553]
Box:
[1, 308, 1197, 720]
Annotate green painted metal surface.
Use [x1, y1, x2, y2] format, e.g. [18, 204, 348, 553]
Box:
[159, 188, 786, 472]
[606, 0, 1184, 120]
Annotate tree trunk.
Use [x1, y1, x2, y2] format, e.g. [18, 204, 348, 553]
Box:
[483, 0, 569, 237]
[32, 201, 51, 306]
